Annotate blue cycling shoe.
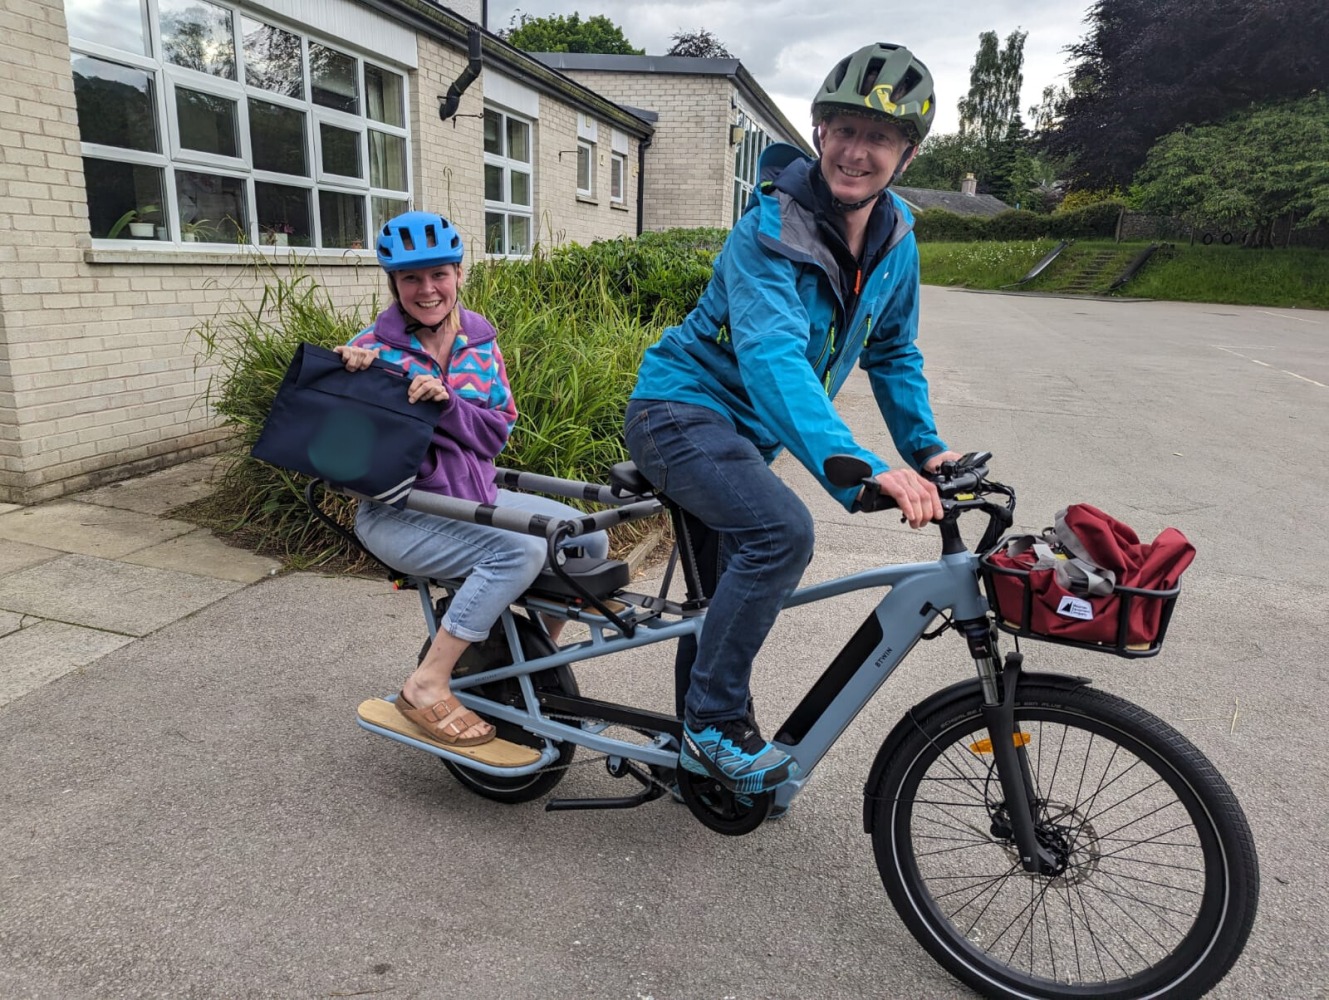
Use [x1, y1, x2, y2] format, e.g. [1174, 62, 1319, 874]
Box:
[680, 718, 799, 794]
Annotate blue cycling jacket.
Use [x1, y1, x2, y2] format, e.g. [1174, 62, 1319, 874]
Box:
[631, 143, 947, 510]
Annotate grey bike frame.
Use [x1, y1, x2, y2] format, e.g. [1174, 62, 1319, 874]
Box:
[364, 473, 999, 797]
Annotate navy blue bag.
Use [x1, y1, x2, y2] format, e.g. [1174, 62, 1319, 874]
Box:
[251, 343, 444, 507]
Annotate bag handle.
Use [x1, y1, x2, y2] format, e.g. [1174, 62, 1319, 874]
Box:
[1004, 531, 1116, 597]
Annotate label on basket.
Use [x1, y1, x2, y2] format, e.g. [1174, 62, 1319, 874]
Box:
[1056, 595, 1095, 621]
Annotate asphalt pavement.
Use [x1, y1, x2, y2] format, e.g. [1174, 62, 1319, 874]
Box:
[1, 287, 1326, 1000]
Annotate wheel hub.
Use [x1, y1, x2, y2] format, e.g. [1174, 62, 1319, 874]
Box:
[989, 799, 1101, 882]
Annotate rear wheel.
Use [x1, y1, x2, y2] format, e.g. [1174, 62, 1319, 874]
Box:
[419, 614, 578, 804]
[868, 682, 1259, 999]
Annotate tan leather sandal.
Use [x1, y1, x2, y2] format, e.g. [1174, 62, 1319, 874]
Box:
[395, 691, 496, 747]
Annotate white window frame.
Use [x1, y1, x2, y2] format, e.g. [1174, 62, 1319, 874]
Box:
[609, 128, 629, 207]
[70, 0, 412, 252]
[484, 105, 535, 259]
[610, 152, 626, 205]
[731, 113, 771, 225]
[576, 139, 595, 198]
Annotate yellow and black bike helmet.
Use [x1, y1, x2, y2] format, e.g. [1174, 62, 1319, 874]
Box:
[812, 42, 936, 145]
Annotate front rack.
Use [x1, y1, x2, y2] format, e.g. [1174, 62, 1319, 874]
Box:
[979, 546, 1181, 660]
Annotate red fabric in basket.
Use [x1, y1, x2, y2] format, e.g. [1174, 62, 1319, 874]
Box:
[988, 505, 1196, 646]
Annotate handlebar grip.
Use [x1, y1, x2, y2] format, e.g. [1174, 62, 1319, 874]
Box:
[856, 482, 899, 513]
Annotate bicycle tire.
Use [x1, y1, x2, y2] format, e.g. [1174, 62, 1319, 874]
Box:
[868, 682, 1258, 999]
[422, 616, 579, 804]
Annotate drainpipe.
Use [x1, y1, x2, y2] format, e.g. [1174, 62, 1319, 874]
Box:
[439, 26, 483, 121]
[635, 135, 652, 235]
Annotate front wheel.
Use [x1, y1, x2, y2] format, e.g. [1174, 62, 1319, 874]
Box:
[868, 681, 1259, 999]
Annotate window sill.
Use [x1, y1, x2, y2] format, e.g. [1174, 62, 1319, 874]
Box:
[84, 245, 375, 266]
[575, 194, 599, 206]
[610, 201, 629, 212]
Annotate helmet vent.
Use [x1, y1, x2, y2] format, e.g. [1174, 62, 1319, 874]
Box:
[860, 58, 886, 96]
[400, 229, 415, 251]
[424, 225, 438, 249]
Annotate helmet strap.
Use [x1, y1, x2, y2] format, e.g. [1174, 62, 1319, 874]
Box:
[395, 299, 447, 336]
[830, 192, 880, 214]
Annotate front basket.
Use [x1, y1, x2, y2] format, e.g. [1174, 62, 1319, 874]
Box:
[980, 547, 1182, 660]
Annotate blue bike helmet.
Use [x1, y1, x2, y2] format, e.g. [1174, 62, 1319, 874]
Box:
[375, 211, 464, 271]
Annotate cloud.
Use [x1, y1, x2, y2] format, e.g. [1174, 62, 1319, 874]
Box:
[489, 1, 1090, 137]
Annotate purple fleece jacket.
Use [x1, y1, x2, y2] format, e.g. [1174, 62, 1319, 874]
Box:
[347, 305, 518, 504]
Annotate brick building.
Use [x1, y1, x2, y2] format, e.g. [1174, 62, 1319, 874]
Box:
[532, 54, 813, 232]
[0, 1, 804, 503]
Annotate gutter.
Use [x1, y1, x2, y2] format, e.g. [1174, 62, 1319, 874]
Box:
[363, 0, 652, 139]
[636, 134, 651, 235]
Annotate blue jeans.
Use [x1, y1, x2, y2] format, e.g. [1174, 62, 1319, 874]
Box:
[624, 399, 814, 727]
[355, 489, 609, 643]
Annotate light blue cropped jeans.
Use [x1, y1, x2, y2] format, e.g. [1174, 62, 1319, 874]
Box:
[355, 489, 609, 642]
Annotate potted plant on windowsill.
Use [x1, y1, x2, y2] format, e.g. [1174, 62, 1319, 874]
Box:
[262, 222, 295, 247]
[181, 218, 214, 243]
[107, 204, 161, 240]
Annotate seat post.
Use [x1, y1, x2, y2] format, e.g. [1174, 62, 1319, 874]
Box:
[667, 502, 711, 612]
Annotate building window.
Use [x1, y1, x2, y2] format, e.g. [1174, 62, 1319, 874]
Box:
[484, 106, 533, 257]
[610, 152, 626, 204]
[576, 139, 594, 197]
[69, 0, 410, 249]
[731, 115, 771, 225]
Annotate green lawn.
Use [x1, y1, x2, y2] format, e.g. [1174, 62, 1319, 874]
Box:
[918, 239, 1329, 310]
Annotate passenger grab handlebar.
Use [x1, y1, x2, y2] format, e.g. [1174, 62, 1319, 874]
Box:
[400, 488, 663, 541]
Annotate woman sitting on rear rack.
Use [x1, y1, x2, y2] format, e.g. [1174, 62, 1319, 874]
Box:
[335, 210, 608, 749]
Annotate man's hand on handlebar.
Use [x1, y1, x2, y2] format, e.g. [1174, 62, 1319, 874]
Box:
[923, 450, 965, 475]
[872, 466, 944, 528]
[862, 451, 964, 528]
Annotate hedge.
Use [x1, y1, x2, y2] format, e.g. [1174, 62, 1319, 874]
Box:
[914, 201, 1125, 242]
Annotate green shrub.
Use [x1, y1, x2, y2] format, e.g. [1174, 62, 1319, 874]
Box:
[914, 201, 1125, 242]
[1055, 188, 1127, 214]
[192, 269, 376, 567]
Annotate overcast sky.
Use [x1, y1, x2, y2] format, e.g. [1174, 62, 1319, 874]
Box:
[486, 1, 1092, 139]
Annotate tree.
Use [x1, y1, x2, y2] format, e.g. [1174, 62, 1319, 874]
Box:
[957, 30, 1027, 150]
[1044, 0, 1329, 188]
[1026, 84, 1070, 136]
[904, 132, 990, 191]
[500, 12, 643, 55]
[1132, 95, 1329, 246]
[665, 28, 732, 58]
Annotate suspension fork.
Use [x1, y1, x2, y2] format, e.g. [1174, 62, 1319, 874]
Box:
[962, 620, 1059, 874]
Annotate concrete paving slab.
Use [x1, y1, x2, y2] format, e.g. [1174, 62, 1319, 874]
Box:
[0, 619, 134, 707]
[76, 455, 230, 515]
[0, 501, 196, 559]
[120, 528, 281, 584]
[0, 553, 241, 636]
[0, 538, 61, 576]
[0, 503, 19, 516]
[0, 609, 22, 638]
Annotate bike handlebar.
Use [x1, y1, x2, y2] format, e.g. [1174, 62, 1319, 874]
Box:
[825, 452, 994, 512]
